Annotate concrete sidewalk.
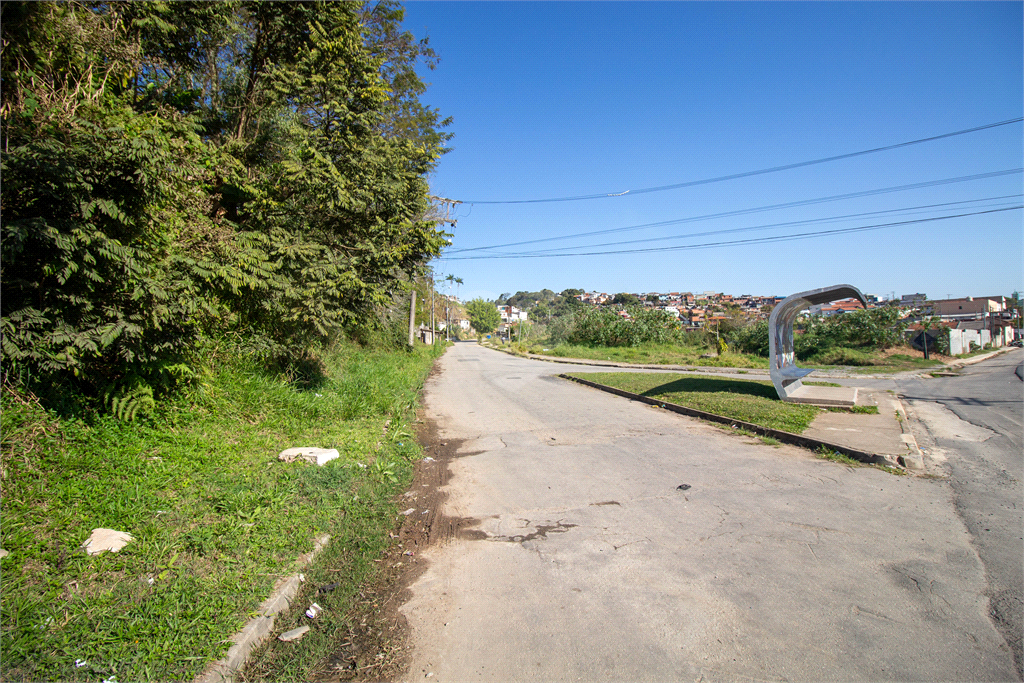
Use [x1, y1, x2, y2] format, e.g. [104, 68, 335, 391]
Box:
[482, 344, 927, 469]
[402, 342, 1019, 682]
[803, 388, 923, 469]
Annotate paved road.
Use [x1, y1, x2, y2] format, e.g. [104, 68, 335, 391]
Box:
[897, 348, 1024, 679]
[401, 342, 1017, 682]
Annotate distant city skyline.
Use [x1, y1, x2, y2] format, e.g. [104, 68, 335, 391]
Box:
[405, 2, 1022, 303]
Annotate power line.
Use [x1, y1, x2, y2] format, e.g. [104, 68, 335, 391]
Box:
[498, 195, 1022, 256]
[444, 206, 1022, 260]
[448, 168, 1023, 254]
[458, 117, 1023, 204]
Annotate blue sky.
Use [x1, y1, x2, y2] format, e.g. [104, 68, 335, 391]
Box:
[402, 2, 1023, 302]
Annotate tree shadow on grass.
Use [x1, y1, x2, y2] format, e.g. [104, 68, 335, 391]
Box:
[639, 376, 779, 401]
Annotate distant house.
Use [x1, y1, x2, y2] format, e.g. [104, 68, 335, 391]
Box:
[809, 298, 867, 316]
[929, 296, 1006, 317]
[496, 305, 528, 323]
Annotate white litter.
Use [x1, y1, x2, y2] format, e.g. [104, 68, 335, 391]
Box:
[305, 602, 322, 619]
[81, 529, 134, 555]
[401, 508, 416, 516]
[279, 625, 310, 642]
[278, 447, 340, 466]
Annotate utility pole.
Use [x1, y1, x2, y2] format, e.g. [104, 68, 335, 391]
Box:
[408, 290, 416, 347]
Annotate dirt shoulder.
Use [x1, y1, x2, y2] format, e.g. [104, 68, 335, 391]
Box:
[317, 373, 480, 681]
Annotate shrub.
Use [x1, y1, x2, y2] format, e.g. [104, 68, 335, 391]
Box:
[730, 321, 770, 356]
[562, 306, 685, 347]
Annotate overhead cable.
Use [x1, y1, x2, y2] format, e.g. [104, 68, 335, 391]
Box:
[498, 195, 1022, 256]
[444, 206, 1022, 260]
[448, 168, 1023, 254]
[458, 117, 1023, 204]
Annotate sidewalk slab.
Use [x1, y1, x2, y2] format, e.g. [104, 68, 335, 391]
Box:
[784, 385, 857, 407]
[802, 390, 923, 468]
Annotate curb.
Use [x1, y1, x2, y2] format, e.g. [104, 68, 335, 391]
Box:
[196, 534, 331, 683]
[891, 397, 925, 470]
[559, 374, 906, 469]
[945, 346, 1015, 369]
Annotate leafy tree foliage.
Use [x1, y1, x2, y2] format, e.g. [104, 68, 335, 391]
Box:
[465, 298, 501, 334]
[1, 1, 452, 410]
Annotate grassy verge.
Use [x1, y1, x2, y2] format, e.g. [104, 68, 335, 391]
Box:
[529, 343, 768, 369]
[566, 372, 820, 433]
[0, 342, 444, 683]
[527, 343, 952, 374]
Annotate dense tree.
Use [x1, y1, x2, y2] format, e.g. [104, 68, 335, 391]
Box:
[1, 1, 452, 408]
[465, 298, 501, 334]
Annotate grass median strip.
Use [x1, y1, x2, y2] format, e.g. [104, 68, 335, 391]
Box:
[532, 343, 768, 368]
[1, 343, 443, 683]
[564, 372, 821, 433]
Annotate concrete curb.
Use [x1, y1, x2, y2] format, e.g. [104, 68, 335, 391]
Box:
[891, 398, 925, 470]
[196, 533, 331, 683]
[945, 346, 1015, 369]
[559, 374, 907, 469]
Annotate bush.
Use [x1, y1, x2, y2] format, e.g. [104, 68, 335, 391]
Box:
[730, 321, 770, 356]
[803, 347, 877, 366]
[561, 306, 685, 347]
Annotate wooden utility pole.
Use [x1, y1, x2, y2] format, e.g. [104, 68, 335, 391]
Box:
[408, 290, 417, 347]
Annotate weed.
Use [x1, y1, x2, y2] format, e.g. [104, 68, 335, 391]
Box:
[824, 405, 879, 414]
[759, 436, 781, 447]
[815, 446, 862, 466]
[814, 446, 906, 475]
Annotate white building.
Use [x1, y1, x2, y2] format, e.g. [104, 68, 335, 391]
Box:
[496, 305, 528, 323]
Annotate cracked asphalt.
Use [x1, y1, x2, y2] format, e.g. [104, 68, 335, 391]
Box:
[400, 342, 1018, 682]
[898, 348, 1024, 680]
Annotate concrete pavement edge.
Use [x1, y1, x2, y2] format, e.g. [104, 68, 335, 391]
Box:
[196, 534, 331, 683]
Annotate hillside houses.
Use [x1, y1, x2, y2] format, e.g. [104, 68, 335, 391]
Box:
[524, 287, 1019, 343]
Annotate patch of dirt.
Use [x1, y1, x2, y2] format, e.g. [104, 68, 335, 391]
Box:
[318, 376, 482, 681]
[876, 345, 955, 363]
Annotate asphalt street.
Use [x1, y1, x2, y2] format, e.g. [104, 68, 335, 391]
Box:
[400, 342, 1018, 682]
[897, 348, 1024, 679]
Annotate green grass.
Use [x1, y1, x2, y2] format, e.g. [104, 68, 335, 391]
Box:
[537, 343, 768, 368]
[567, 372, 820, 433]
[0, 342, 443, 683]
[536, 343, 950, 374]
